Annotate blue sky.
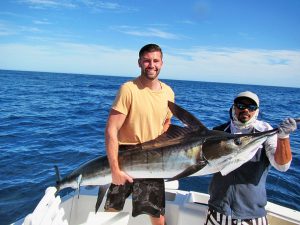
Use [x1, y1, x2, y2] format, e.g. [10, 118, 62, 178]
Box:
[0, 0, 300, 87]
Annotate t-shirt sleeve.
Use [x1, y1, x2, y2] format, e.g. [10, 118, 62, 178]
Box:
[166, 86, 175, 120]
[112, 83, 131, 115]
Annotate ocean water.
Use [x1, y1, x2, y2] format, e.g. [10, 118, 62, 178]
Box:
[0, 69, 299, 224]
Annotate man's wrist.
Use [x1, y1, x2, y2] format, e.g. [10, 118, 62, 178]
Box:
[278, 133, 289, 139]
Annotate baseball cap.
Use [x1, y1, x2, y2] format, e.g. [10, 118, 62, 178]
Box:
[234, 91, 259, 107]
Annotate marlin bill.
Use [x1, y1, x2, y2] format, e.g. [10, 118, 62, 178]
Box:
[55, 101, 280, 193]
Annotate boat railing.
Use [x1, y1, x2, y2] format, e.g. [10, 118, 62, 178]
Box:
[22, 187, 68, 225]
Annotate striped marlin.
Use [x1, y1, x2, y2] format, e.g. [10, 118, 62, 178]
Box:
[55, 101, 280, 212]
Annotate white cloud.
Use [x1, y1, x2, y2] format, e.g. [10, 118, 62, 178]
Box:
[18, 0, 76, 9]
[0, 43, 299, 87]
[0, 43, 137, 76]
[0, 21, 43, 37]
[79, 0, 121, 10]
[178, 20, 196, 25]
[79, 0, 138, 12]
[162, 47, 300, 87]
[112, 26, 180, 39]
[0, 23, 17, 36]
[20, 26, 42, 33]
[18, 0, 137, 12]
[33, 19, 51, 25]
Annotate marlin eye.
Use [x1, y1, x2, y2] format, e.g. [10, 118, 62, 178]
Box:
[234, 138, 242, 146]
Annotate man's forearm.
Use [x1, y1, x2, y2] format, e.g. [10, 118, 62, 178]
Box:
[106, 134, 120, 173]
[274, 138, 292, 165]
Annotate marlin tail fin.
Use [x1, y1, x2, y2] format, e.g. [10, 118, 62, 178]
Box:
[54, 165, 62, 193]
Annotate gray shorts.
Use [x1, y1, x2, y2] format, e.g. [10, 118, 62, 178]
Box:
[104, 178, 165, 217]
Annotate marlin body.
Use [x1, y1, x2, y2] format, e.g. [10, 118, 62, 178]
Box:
[55, 102, 279, 211]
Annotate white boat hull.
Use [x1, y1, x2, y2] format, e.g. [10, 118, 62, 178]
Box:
[13, 181, 300, 225]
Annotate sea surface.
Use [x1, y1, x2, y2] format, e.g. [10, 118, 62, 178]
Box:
[0, 69, 299, 225]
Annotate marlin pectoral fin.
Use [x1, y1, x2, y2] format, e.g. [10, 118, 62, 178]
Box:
[167, 162, 207, 181]
[168, 101, 207, 131]
[95, 184, 110, 213]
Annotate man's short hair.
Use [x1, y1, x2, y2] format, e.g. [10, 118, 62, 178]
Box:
[139, 44, 163, 58]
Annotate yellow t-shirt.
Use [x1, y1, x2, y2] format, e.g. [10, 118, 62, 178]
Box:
[112, 76, 175, 145]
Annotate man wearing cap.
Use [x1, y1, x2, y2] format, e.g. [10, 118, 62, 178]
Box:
[204, 91, 297, 225]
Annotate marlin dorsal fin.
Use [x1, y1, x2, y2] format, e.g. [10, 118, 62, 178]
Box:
[119, 124, 194, 152]
[164, 124, 193, 138]
[168, 101, 207, 131]
[119, 102, 208, 152]
[139, 125, 192, 150]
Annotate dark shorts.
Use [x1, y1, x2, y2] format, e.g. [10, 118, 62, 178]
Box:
[104, 178, 165, 217]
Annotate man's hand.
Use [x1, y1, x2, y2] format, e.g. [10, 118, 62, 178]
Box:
[111, 170, 133, 185]
[278, 118, 297, 139]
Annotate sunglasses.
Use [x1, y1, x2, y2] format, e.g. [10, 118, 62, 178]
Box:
[235, 103, 258, 112]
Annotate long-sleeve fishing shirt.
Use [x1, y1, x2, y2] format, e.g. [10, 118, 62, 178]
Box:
[208, 119, 291, 219]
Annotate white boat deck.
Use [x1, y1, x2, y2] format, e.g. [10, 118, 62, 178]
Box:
[13, 182, 300, 225]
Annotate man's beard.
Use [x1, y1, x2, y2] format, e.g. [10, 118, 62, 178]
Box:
[141, 69, 160, 80]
